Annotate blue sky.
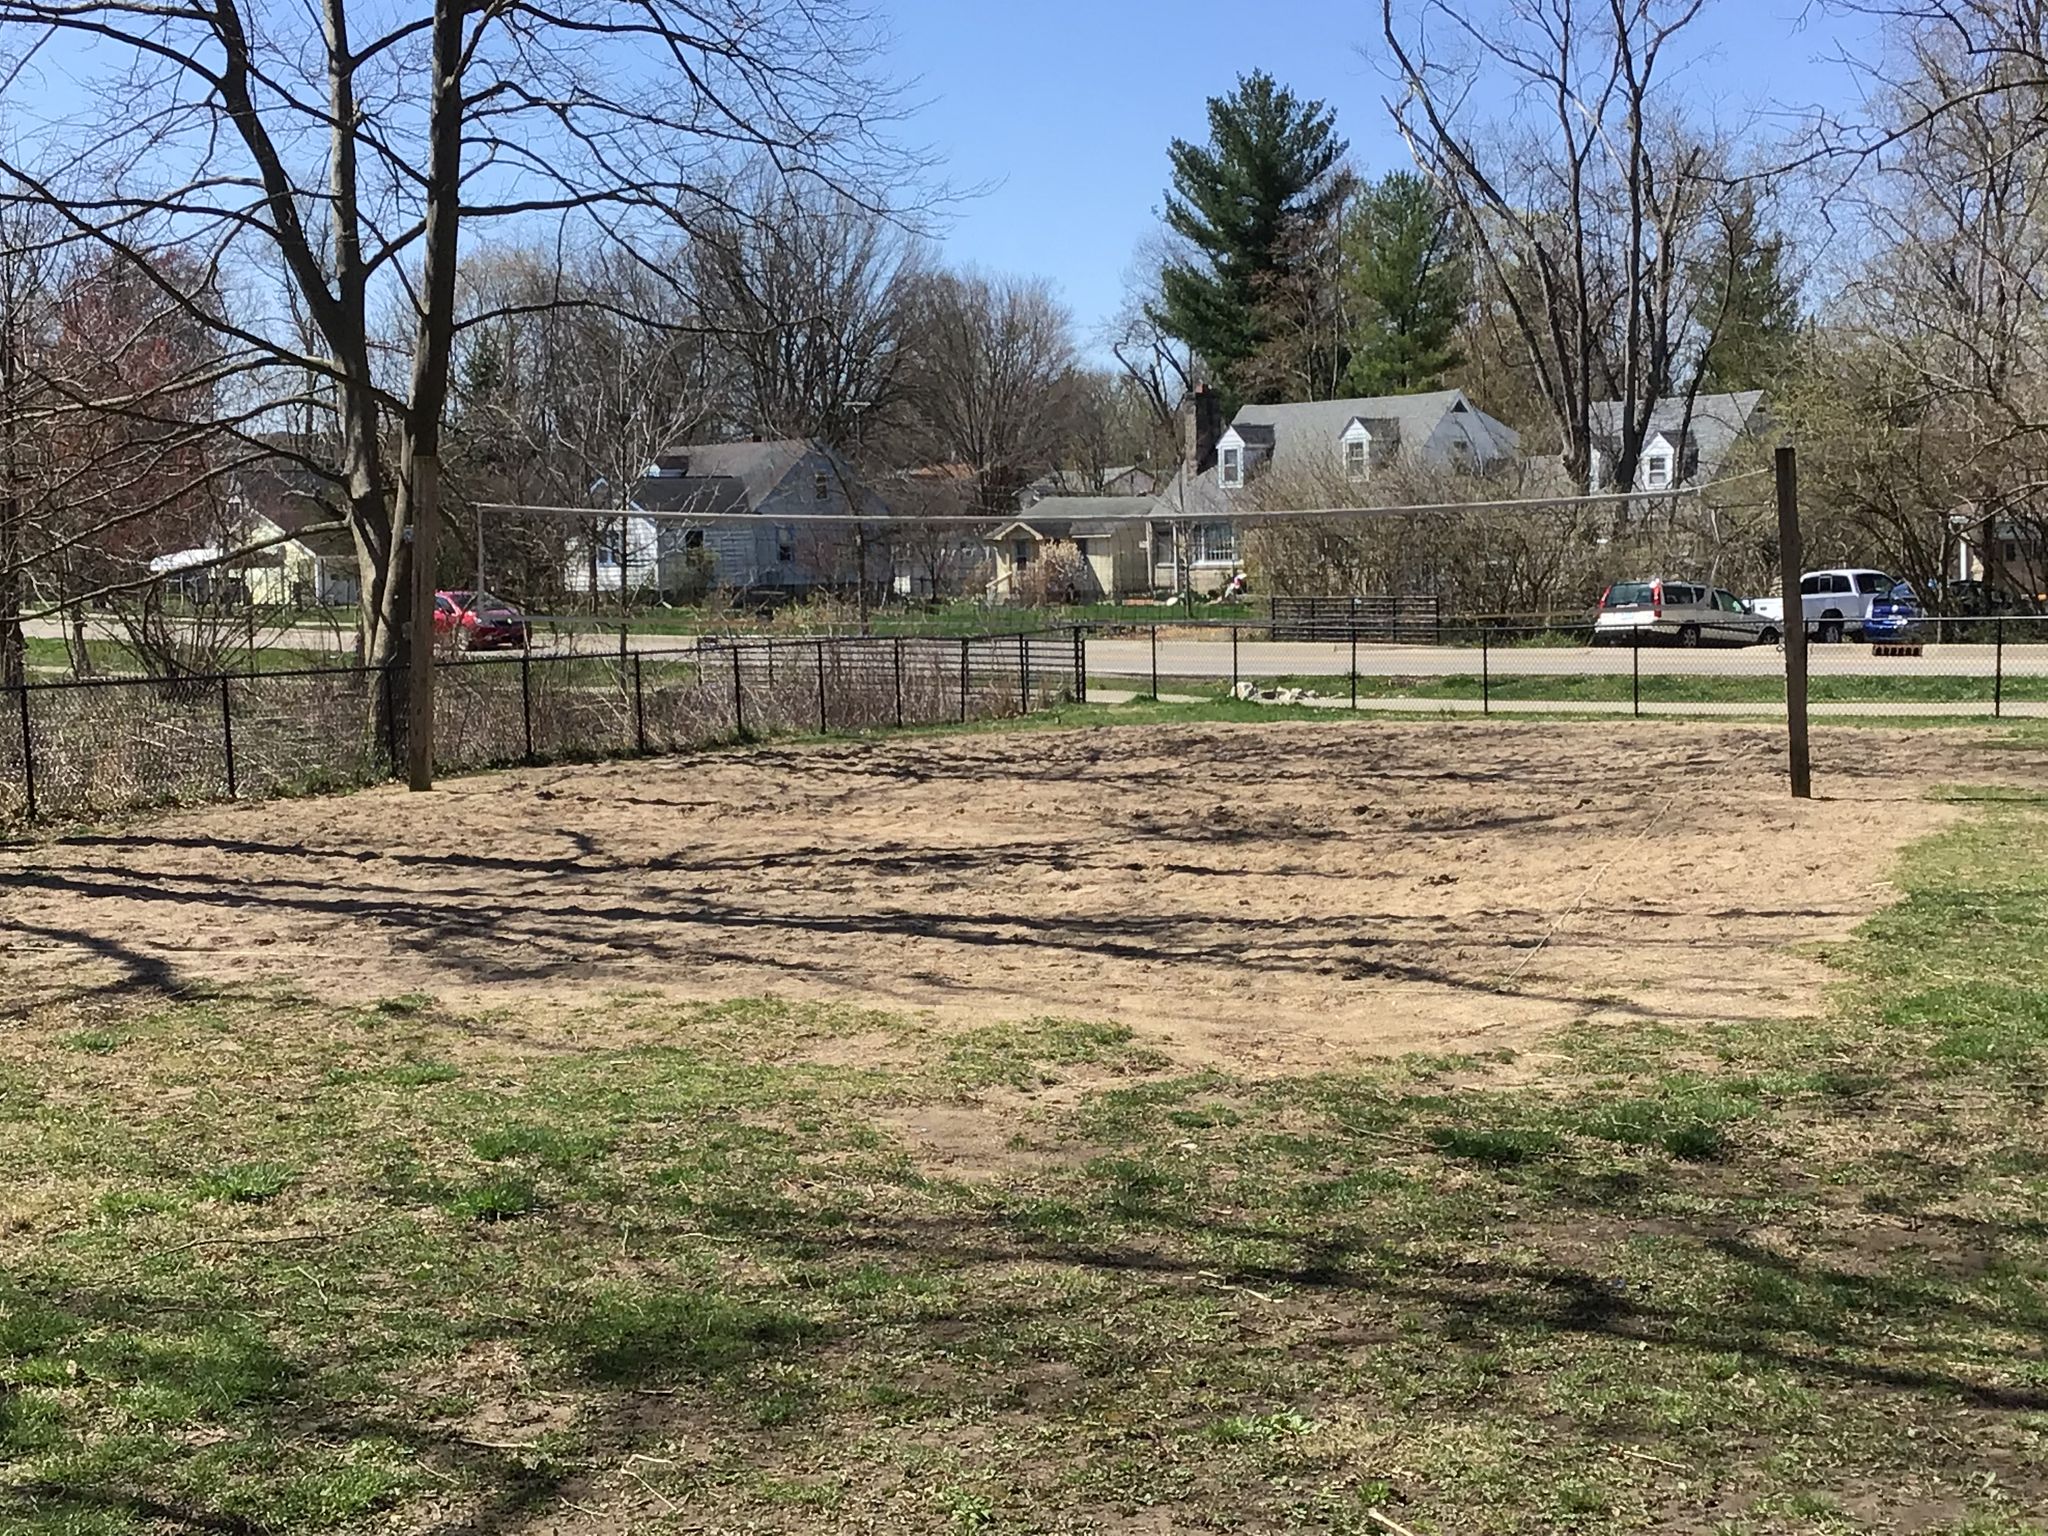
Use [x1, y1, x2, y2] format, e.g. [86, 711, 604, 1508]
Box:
[879, 0, 1881, 343]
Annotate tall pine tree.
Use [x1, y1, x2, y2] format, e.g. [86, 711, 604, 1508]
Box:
[1695, 192, 1800, 392]
[1155, 72, 1347, 405]
[1341, 171, 1469, 395]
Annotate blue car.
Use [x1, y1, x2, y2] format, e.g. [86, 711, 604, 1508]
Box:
[1864, 581, 1925, 641]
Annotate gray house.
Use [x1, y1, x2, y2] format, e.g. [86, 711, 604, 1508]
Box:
[569, 439, 889, 597]
[1147, 387, 1521, 593]
[1587, 390, 1767, 492]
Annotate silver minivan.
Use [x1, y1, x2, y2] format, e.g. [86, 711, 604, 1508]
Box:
[1593, 578, 1781, 647]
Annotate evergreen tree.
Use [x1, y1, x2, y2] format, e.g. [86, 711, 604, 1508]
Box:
[1696, 193, 1801, 392]
[1341, 171, 1469, 395]
[1155, 71, 1347, 404]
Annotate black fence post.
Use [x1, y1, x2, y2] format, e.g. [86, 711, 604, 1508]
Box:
[1995, 617, 2005, 719]
[521, 646, 534, 763]
[765, 636, 774, 689]
[1231, 624, 1239, 696]
[1632, 625, 1642, 718]
[633, 653, 647, 752]
[1482, 628, 1490, 716]
[382, 664, 399, 779]
[1073, 626, 1087, 703]
[15, 684, 35, 822]
[1019, 634, 1030, 715]
[893, 636, 904, 727]
[219, 674, 238, 799]
[1349, 623, 1358, 711]
[1149, 623, 1159, 701]
[732, 643, 747, 740]
[815, 638, 828, 733]
[959, 636, 970, 723]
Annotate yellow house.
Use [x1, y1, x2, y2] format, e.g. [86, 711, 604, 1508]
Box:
[986, 499, 1151, 601]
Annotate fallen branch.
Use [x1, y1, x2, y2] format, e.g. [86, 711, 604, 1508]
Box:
[1197, 1270, 1279, 1304]
[121, 1229, 334, 1274]
[1367, 1509, 1423, 1536]
[1613, 1445, 1686, 1471]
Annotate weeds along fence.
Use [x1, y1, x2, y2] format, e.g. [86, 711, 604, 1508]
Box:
[1081, 614, 2048, 718]
[0, 631, 1082, 830]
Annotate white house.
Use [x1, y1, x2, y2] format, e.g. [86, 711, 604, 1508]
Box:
[1587, 390, 1767, 493]
[567, 438, 891, 597]
[1146, 387, 1521, 594]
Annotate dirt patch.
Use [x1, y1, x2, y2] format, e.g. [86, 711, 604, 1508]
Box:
[874, 1102, 1093, 1180]
[2, 722, 2038, 1068]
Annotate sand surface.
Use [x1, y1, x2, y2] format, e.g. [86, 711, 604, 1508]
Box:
[5, 721, 2034, 1065]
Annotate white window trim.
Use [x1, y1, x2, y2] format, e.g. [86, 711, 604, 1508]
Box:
[1343, 437, 1369, 481]
[1643, 453, 1673, 490]
[1190, 522, 1238, 566]
[1219, 446, 1243, 488]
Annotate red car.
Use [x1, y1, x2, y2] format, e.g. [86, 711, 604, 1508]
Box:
[434, 590, 530, 650]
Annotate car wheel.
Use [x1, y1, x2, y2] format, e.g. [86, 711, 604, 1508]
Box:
[1818, 619, 1844, 644]
[1677, 623, 1700, 648]
[1757, 627, 1780, 647]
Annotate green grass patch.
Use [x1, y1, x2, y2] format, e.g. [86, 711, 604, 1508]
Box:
[8, 810, 2048, 1530]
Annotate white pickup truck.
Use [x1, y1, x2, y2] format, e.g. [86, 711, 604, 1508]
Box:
[1746, 568, 1896, 642]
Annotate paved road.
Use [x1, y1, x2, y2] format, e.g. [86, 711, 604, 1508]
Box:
[1084, 637, 2045, 679]
[1087, 687, 2037, 718]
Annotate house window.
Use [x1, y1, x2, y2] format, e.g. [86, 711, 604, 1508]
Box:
[1191, 522, 1237, 564]
[777, 527, 796, 563]
[1344, 438, 1368, 481]
[1219, 446, 1243, 487]
[1013, 539, 1034, 568]
[813, 472, 830, 501]
[1152, 524, 1176, 564]
[594, 524, 624, 567]
[1644, 453, 1673, 490]
[684, 529, 704, 551]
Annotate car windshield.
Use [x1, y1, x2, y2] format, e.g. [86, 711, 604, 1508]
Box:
[1887, 582, 1915, 599]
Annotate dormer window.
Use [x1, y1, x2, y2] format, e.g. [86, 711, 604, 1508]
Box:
[1644, 452, 1673, 490]
[813, 471, 830, 501]
[1344, 438, 1368, 481]
[1219, 446, 1243, 487]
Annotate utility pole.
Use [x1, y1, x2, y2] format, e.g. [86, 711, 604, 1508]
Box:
[1775, 444, 1810, 799]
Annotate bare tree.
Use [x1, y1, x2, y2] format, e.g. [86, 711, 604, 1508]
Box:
[1785, 3, 2048, 598]
[0, 0, 912, 783]
[902, 270, 1079, 516]
[687, 167, 921, 449]
[1381, 0, 1738, 488]
[1104, 235, 1197, 451]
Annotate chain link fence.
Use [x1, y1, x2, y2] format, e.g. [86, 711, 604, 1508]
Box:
[1077, 614, 2048, 719]
[1, 632, 1083, 830]
[11, 614, 2037, 831]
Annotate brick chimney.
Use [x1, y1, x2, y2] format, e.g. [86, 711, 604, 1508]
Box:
[1182, 384, 1221, 477]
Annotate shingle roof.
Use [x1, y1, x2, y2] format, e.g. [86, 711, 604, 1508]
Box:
[636, 439, 812, 513]
[989, 496, 1150, 543]
[629, 438, 891, 520]
[1147, 463, 1234, 523]
[631, 474, 754, 518]
[1225, 390, 1517, 479]
[1587, 390, 1765, 486]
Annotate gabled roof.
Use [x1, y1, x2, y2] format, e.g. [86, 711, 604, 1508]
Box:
[1588, 390, 1765, 486]
[1147, 462, 1234, 523]
[1224, 389, 1516, 479]
[628, 438, 890, 520]
[989, 496, 1148, 543]
[236, 463, 354, 559]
